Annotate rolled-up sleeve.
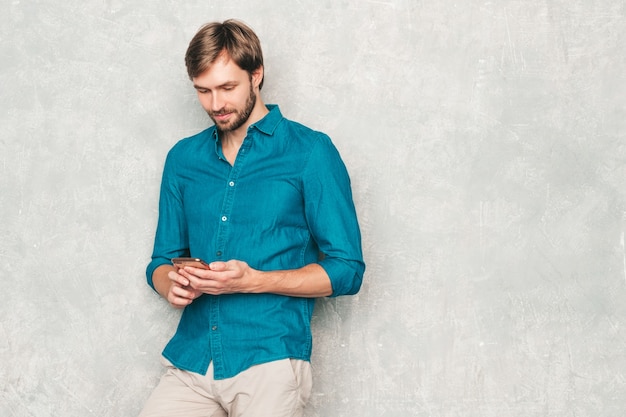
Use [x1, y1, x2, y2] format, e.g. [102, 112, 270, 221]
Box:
[146, 147, 189, 290]
[303, 135, 365, 296]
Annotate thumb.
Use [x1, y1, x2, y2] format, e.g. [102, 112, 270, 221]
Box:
[209, 261, 228, 271]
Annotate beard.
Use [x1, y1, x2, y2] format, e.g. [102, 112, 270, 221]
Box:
[208, 82, 256, 133]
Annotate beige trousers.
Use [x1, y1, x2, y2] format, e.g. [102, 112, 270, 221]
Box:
[139, 357, 312, 417]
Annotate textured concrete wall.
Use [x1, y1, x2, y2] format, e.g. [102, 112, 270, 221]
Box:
[2, 1, 625, 416]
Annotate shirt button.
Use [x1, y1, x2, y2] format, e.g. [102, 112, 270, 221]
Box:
[221, 216, 227, 222]
[229, 181, 235, 186]
[212, 326, 218, 331]
[216, 251, 222, 256]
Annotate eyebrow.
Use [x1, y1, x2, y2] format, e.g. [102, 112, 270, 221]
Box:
[193, 81, 238, 91]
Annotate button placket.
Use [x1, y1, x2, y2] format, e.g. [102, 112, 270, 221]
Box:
[209, 134, 253, 380]
[214, 134, 251, 262]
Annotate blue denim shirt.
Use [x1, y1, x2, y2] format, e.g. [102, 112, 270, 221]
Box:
[146, 105, 365, 379]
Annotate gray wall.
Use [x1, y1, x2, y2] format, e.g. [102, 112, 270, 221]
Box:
[2, 1, 625, 416]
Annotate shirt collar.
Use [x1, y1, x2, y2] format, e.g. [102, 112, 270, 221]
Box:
[211, 104, 282, 142]
[250, 104, 282, 136]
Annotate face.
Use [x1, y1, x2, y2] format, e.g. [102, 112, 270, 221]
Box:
[192, 54, 261, 133]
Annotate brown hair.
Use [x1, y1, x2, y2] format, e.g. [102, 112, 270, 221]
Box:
[185, 19, 264, 89]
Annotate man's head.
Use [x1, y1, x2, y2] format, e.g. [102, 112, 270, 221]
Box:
[185, 19, 264, 90]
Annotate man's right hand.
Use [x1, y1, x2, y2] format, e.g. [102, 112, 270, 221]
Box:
[152, 265, 202, 309]
[166, 269, 203, 308]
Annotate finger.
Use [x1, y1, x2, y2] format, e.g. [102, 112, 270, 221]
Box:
[207, 261, 227, 271]
[169, 298, 191, 309]
[168, 291, 192, 308]
[168, 269, 190, 287]
[169, 286, 194, 306]
[183, 265, 211, 277]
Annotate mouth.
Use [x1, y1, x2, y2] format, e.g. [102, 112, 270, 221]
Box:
[212, 112, 232, 123]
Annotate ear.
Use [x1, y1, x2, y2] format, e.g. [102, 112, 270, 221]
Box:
[251, 66, 264, 88]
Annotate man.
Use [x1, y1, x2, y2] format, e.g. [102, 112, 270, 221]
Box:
[140, 19, 365, 417]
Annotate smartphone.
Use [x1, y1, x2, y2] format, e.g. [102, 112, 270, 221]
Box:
[171, 257, 211, 270]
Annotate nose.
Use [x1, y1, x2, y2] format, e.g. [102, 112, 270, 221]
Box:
[210, 91, 225, 112]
